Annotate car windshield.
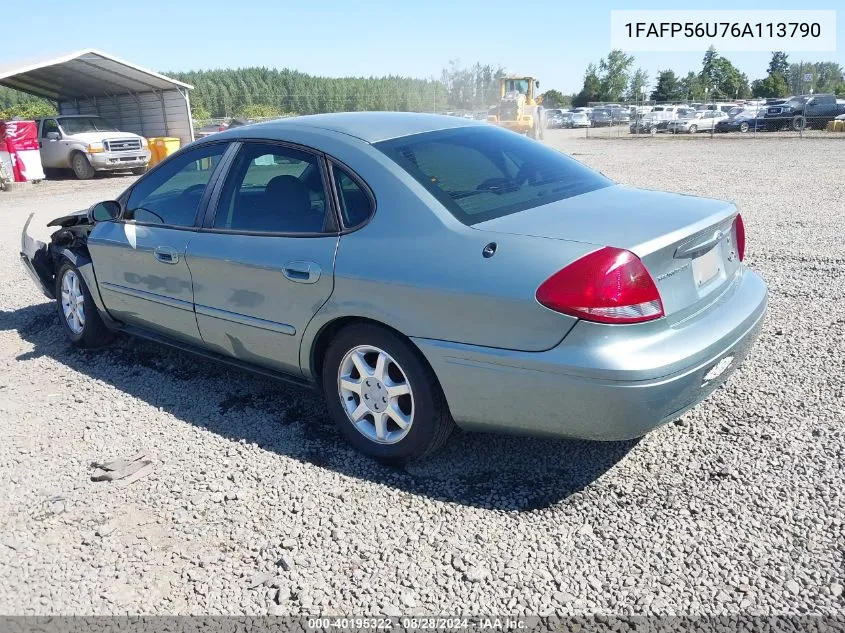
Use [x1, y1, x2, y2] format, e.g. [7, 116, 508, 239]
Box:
[376, 126, 613, 225]
[58, 117, 120, 134]
[785, 97, 808, 107]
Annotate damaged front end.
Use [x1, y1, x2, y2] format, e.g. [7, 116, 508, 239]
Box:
[20, 210, 94, 300]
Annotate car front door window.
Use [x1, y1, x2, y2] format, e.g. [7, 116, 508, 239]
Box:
[125, 143, 227, 226]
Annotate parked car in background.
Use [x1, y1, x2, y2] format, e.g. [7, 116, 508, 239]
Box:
[544, 109, 570, 129]
[666, 110, 728, 134]
[568, 111, 591, 128]
[34, 115, 151, 180]
[609, 107, 631, 123]
[590, 108, 613, 127]
[196, 121, 229, 139]
[20, 112, 767, 461]
[629, 115, 659, 134]
[714, 109, 767, 133]
[545, 111, 566, 128]
[630, 105, 679, 134]
[673, 107, 698, 120]
[763, 94, 845, 130]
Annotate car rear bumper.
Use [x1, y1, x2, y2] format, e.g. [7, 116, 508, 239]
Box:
[413, 267, 767, 440]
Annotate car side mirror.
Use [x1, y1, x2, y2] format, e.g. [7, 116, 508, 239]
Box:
[88, 200, 121, 223]
[46, 132, 60, 141]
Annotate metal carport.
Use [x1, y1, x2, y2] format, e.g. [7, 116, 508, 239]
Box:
[0, 49, 194, 146]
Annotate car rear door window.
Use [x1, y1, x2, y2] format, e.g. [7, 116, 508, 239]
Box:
[213, 143, 329, 234]
[332, 165, 373, 229]
[125, 143, 227, 226]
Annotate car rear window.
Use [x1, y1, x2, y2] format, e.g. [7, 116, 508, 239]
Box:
[374, 126, 612, 225]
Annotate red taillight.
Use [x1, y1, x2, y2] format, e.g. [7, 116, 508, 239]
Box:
[733, 213, 746, 261]
[536, 247, 664, 324]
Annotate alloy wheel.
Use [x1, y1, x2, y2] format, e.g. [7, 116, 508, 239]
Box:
[61, 270, 85, 334]
[338, 345, 414, 444]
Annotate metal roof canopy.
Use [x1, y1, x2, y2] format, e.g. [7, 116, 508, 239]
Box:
[0, 49, 195, 145]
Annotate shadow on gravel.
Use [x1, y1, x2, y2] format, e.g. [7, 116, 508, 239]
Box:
[2, 303, 636, 511]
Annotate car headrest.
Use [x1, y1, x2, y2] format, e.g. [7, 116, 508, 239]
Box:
[264, 175, 311, 216]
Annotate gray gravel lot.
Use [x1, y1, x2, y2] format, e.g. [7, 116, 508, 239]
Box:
[0, 134, 842, 616]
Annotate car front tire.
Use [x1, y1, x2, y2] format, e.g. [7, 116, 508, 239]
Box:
[322, 323, 454, 462]
[55, 261, 114, 348]
[71, 152, 95, 180]
[131, 166, 148, 176]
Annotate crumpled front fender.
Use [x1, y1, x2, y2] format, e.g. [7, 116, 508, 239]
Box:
[20, 213, 55, 300]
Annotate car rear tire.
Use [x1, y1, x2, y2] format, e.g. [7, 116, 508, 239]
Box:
[322, 323, 454, 462]
[55, 261, 114, 348]
[688, 125, 698, 134]
[71, 152, 95, 180]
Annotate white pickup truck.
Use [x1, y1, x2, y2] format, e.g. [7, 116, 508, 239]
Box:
[35, 115, 151, 180]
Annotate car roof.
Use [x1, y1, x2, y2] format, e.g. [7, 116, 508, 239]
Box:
[237, 111, 483, 144]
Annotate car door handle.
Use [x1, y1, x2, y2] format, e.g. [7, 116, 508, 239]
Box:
[154, 246, 179, 264]
[283, 261, 321, 284]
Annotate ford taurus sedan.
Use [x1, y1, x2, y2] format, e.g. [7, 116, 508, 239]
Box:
[20, 112, 767, 461]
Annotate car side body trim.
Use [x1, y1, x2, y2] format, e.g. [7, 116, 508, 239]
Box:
[99, 282, 194, 312]
[194, 304, 296, 336]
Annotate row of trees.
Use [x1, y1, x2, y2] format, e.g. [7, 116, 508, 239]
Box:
[3, 51, 842, 120]
[575, 48, 845, 106]
[178, 61, 506, 119]
[171, 67, 451, 120]
[0, 61, 503, 121]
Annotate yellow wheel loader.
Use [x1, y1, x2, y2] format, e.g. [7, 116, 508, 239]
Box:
[487, 76, 545, 140]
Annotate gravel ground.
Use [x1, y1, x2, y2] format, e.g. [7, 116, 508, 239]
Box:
[0, 136, 842, 616]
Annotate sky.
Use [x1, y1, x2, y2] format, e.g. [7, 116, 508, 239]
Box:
[2, 0, 842, 95]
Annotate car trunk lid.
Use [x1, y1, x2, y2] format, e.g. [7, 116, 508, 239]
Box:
[472, 185, 742, 319]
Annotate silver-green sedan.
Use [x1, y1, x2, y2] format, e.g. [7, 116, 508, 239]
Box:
[21, 112, 767, 461]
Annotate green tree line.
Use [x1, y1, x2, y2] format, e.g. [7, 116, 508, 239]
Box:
[174, 61, 505, 119]
[3, 52, 843, 121]
[575, 47, 845, 106]
[0, 61, 504, 121]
